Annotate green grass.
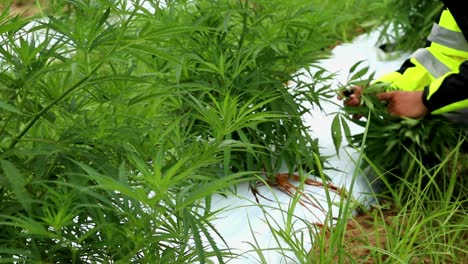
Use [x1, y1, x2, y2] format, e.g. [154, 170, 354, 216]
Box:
[255, 126, 467, 264]
[0, 0, 462, 263]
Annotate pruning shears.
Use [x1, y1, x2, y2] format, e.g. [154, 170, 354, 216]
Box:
[342, 88, 354, 97]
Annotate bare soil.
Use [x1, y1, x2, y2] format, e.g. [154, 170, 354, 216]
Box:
[309, 205, 430, 264]
[2, 0, 45, 17]
[310, 203, 468, 264]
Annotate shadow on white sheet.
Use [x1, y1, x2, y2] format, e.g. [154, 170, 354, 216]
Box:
[205, 30, 410, 264]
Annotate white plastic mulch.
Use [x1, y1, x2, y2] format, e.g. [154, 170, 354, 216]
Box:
[205, 31, 410, 264]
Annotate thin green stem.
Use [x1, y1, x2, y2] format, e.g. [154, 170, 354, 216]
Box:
[8, 71, 93, 150]
[8, 9, 135, 150]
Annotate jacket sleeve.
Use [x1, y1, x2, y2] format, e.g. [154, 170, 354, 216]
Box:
[422, 0, 468, 114]
[423, 60, 468, 114]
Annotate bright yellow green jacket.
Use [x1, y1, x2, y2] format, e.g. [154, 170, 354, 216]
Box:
[377, 8, 468, 114]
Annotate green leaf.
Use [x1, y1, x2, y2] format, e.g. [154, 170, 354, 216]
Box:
[0, 16, 29, 35]
[350, 65, 370, 81]
[348, 60, 365, 75]
[177, 172, 253, 210]
[185, 209, 206, 264]
[127, 44, 182, 65]
[0, 160, 32, 214]
[0, 101, 23, 115]
[331, 114, 342, 157]
[194, 212, 225, 264]
[340, 115, 352, 145]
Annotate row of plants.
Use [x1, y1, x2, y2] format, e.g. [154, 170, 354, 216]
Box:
[2, 0, 462, 263]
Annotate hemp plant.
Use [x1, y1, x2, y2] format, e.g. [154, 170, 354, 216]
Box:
[1, 0, 434, 263]
[0, 1, 252, 262]
[0, 0, 345, 262]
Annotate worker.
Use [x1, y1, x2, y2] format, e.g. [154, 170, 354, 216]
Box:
[343, 0, 468, 122]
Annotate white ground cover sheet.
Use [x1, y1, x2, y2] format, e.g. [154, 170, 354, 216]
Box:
[206, 31, 410, 264]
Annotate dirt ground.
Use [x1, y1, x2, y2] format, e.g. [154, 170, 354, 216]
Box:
[310, 202, 467, 264]
[309, 205, 422, 264]
[2, 0, 44, 17]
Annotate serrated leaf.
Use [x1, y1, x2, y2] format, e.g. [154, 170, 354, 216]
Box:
[0, 160, 32, 214]
[185, 209, 206, 264]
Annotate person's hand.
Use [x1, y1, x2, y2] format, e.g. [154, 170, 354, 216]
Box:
[338, 86, 363, 107]
[377, 90, 428, 118]
[338, 86, 364, 119]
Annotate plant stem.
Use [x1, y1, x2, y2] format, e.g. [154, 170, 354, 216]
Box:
[8, 71, 94, 150]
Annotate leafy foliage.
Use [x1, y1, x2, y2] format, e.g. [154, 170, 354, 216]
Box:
[336, 63, 467, 184]
[1, 0, 456, 262]
[0, 0, 392, 262]
[377, 0, 443, 52]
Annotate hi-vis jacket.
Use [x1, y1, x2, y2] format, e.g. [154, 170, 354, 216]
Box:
[376, 0, 468, 115]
